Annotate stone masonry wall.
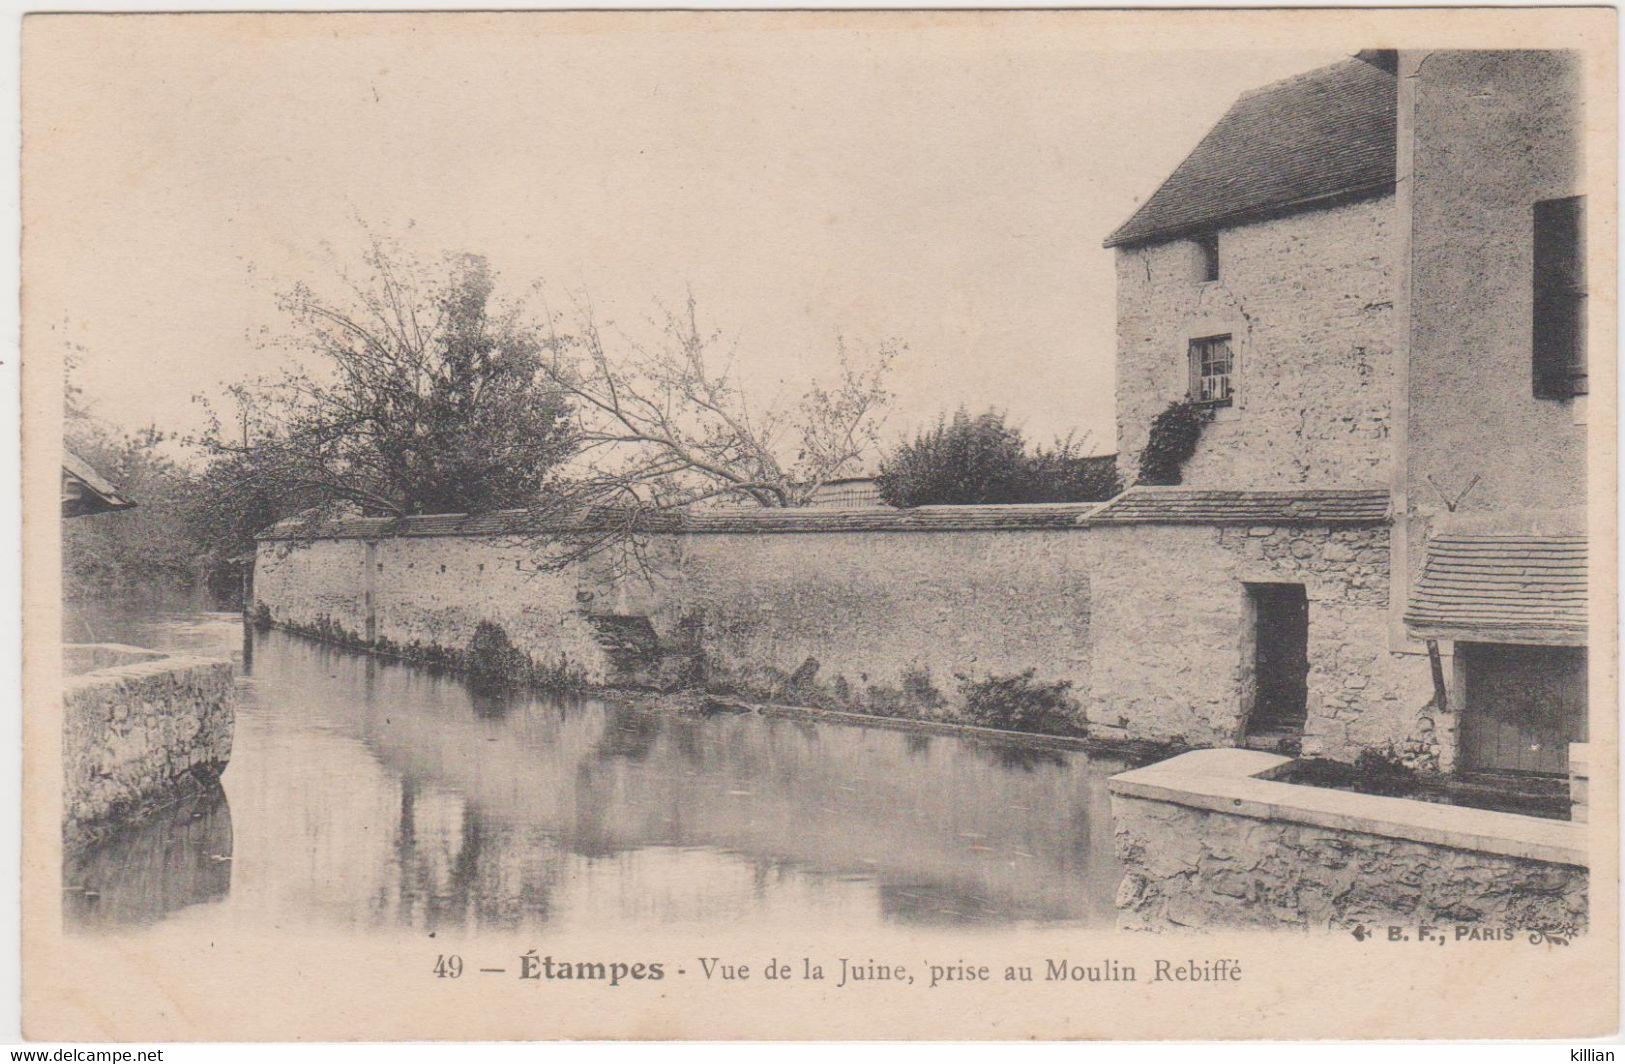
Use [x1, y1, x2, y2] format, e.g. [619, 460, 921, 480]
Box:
[1406, 51, 1586, 536]
[1089, 522, 1438, 766]
[254, 536, 623, 683]
[1114, 196, 1396, 489]
[660, 529, 1092, 715]
[1112, 793, 1587, 935]
[255, 516, 1438, 764]
[63, 645, 235, 845]
[253, 538, 372, 638]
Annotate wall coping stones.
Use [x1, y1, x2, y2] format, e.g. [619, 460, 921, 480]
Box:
[257, 502, 1111, 540]
[63, 642, 168, 676]
[257, 488, 1397, 542]
[63, 644, 232, 695]
[1108, 748, 1586, 868]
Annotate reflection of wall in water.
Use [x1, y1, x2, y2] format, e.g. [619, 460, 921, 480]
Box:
[64, 779, 233, 931]
[246, 631, 1124, 931]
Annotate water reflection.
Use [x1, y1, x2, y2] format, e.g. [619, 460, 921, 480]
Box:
[67, 613, 1127, 937]
[65, 778, 233, 930]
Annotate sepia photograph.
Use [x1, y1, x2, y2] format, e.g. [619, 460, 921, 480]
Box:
[18, 8, 1619, 1042]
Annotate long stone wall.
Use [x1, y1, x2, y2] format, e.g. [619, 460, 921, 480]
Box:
[253, 535, 651, 684]
[254, 511, 1099, 726]
[63, 644, 236, 846]
[1109, 750, 1587, 934]
[254, 503, 1439, 761]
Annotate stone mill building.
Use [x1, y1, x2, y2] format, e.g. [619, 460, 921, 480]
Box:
[1098, 48, 1591, 776]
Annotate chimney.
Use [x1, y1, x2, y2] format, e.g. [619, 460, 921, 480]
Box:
[1354, 49, 1399, 75]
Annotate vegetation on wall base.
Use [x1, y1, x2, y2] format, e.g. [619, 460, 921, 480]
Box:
[955, 669, 1082, 735]
[268, 614, 587, 694]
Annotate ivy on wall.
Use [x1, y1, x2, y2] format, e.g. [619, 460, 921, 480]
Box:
[1137, 400, 1213, 485]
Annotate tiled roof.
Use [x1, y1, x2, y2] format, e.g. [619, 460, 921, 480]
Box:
[1405, 535, 1587, 642]
[1085, 487, 1390, 526]
[1104, 57, 1396, 248]
[62, 449, 135, 517]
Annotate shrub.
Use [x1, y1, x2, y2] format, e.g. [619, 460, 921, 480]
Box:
[789, 657, 821, 689]
[877, 409, 1028, 506]
[901, 665, 944, 708]
[528, 653, 588, 692]
[876, 409, 1119, 507]
[1137, 399, 1212, 486]
[465, 620, 532, 692]
[250, 602, 274, 631]
[1023, 438, 1123, 502]
[955, 668, 1080, 735]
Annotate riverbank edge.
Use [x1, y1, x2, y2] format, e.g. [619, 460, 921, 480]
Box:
[64, 767, 226, 856]
[262, 619, 1184, 766]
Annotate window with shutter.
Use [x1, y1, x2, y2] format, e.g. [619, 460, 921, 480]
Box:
[1533, 196, 1586, 399]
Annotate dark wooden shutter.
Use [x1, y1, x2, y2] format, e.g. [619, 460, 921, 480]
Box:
[1533, 196, 1586, 399]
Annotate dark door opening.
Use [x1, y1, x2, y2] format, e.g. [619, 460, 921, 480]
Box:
[1246, 583, 1309, 739]
[1460, 642, 1587, 776]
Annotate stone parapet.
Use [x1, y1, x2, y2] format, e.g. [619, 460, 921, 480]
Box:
[1109, 749, 1587, 933]
[63, 644, 236, 847]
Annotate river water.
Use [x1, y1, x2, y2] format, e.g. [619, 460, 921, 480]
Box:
[65, 612, 1128, 937]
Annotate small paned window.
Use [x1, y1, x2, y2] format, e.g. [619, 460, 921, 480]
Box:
[1533, 196, 1586, 399]
[1188, 334, 1234, 406]
[1197, 234, 1220, 283]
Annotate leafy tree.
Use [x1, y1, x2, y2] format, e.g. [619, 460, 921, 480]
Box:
[1023, 435, 1124, 503]
[200, 241, 576, 519]
[875, 409, 1119, 507]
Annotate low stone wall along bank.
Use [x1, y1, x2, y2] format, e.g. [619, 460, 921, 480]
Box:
[1108, 750, 1587, 934]
[63, 643, 236, 847]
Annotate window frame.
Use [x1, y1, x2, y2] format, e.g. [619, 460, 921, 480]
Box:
[1187, 333, 1235, 408]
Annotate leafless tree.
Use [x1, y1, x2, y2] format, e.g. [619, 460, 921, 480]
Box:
[538, 293, 897, 517]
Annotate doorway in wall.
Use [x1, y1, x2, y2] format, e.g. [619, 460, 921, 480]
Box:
[1245, 583, 1310, 743]
[1459, 642, 1587, 776]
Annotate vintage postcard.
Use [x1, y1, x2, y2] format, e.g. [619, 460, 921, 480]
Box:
[18, 8, 1619, 1041]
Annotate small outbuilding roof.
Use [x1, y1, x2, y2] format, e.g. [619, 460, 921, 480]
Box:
[62, 449, 135, 518]
[1103, 55, 1397, 249]
[1405, 534, 1587, 645]
[1086, 487, 1391, 526]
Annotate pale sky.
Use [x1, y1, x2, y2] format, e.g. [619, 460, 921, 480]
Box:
[24, 13, 1344, 461]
